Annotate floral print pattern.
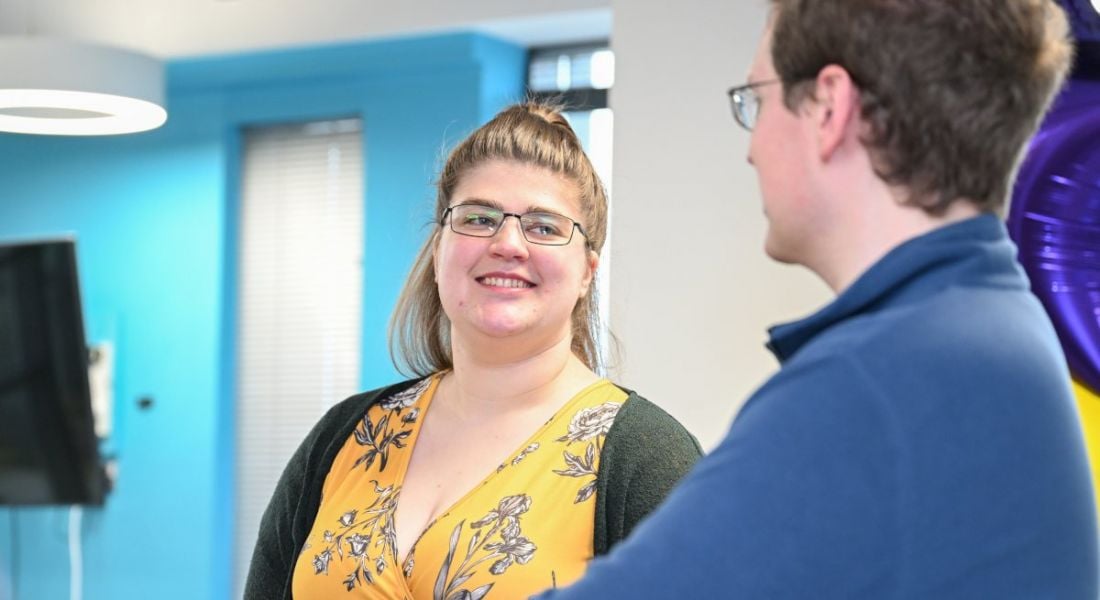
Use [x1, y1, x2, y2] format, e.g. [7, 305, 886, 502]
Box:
[511, 443, 540, 466]
[306, 481, 401, 591]
[303, 380, 431, 592]
[557, 403, 620, 443]
[294, 377, 628, 599]
[496, 443, 541, 473]
[433, 494, 538, 600]
[554, 403, 621, 503]
[351, 379, 429, 473]
[380, 377, 432, 411]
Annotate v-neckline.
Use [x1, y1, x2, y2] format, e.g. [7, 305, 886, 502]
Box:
[392, 376, 610, 573]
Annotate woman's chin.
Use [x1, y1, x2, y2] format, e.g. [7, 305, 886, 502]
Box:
[450, 307, 571, 347]
[470, 319, 535, 339]
[451, 312, 546, 342]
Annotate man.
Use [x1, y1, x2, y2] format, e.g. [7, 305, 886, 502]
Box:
[536, 0, 1099, 597]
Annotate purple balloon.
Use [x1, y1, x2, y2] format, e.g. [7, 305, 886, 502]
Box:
[1057, 0, 1100, 43]
[1008, 78, 1100, 393]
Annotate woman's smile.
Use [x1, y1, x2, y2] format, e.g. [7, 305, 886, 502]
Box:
[476, 272, 537, 290]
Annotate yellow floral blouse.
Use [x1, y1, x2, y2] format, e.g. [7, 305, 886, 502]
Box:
[291, 375, 629, 599]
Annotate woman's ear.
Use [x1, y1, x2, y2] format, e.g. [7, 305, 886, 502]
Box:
[579, 249, 599, 298]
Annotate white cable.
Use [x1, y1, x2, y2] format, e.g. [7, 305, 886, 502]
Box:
[68, 506, 83, 600]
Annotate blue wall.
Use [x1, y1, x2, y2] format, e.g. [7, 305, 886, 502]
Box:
[0, 32, 524, 600]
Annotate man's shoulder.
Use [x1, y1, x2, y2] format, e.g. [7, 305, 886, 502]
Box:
[736, 351, 893, 445]
[800, 281, 1060, 375]
[741, 279, 1072, 445]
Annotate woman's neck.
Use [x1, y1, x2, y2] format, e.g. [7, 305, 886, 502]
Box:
[441, 331, 599, 419]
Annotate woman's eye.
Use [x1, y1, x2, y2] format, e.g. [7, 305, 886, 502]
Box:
[529, 223, 560, 236]
[525, 214, 567, 238]
[465, 214, 497, 227]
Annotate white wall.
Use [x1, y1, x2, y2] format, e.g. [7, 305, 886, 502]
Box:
[608, 0, 831, 448]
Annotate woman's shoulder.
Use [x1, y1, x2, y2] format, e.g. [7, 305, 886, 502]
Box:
[607, 386, 702, 455]
[593, 386, 702, 554]
[313, 376, 434, 436]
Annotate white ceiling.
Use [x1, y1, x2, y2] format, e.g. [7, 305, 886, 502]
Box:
[0, 0, 611, 59]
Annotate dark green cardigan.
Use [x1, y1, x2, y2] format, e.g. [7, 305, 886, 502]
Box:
[243, 377, 702, 600]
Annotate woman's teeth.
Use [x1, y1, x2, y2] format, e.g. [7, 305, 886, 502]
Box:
[481, 276, 533, 288]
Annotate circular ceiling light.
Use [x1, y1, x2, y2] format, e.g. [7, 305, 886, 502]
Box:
[0, 38, 167, 136]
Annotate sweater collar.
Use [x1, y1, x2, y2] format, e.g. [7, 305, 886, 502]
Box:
[766, 213, 1023, 362]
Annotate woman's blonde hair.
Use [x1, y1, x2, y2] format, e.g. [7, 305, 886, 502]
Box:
[389, 102, 609, 376]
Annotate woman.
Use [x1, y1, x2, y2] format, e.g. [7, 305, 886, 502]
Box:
[244, 102, 701, 599]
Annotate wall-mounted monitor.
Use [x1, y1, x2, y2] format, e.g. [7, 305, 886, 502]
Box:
[0, 238, 107, 505]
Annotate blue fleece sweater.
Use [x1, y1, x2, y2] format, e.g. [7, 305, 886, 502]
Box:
[536, 215, 1099, 599]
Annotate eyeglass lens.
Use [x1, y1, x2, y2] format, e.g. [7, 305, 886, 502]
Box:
[734, 89, 760, 130]
[449, 204, 576, 245]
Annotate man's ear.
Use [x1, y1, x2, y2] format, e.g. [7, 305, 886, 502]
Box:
[811, 64, 860, 161]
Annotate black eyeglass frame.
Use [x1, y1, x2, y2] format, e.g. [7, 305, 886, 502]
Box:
[727, 79, 782, 131]
[439, 204, 590, 248]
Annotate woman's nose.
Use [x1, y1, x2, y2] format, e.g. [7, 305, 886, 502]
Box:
[489, 215, 530, 259]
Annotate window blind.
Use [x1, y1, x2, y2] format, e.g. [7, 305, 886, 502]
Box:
[232, 118, 364, 597]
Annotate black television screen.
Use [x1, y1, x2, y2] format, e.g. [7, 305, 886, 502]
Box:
[0, 238, 106, 505]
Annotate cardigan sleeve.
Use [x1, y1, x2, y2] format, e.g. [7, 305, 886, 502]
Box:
[593, 393, 703, 555]
[242, 380, 422, 599]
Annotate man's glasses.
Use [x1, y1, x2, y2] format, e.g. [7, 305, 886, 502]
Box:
[727, 79, 781, 131]
[440, 204, 589, 247]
